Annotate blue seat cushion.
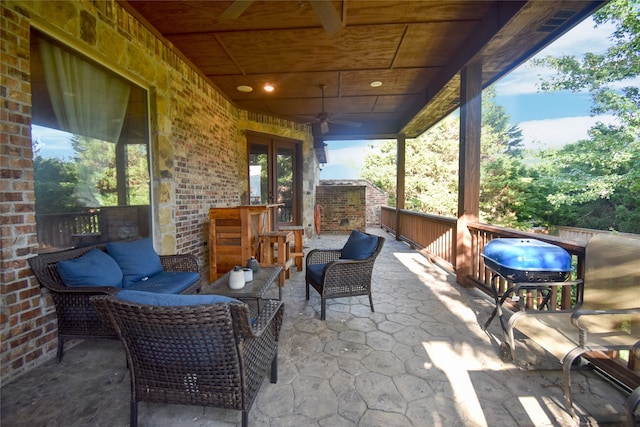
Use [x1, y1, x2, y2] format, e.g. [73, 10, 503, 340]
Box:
[106, 238, 163, 287]
[57, 248, 123, 288]
[116, 289, 240, 306]
[340, 230, 378, 260]
[307, 263, 326, 283]
[126, 271, 200, 294]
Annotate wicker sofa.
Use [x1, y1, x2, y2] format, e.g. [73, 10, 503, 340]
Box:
[28, 238, 201, 361]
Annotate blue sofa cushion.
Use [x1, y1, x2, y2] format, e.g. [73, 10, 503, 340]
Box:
[116, 289, 240, 306]
[307, 263, 326, 283]
[106, 238, 163, 287]
[126, 271, 200, 294]
[340, 230, 378, 260]
[57, 248, 123, 288]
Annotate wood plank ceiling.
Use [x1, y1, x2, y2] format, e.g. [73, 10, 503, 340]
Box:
[123, 0, 605, 139]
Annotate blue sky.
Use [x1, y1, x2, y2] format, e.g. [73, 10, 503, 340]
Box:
[320, 16, 623, 180]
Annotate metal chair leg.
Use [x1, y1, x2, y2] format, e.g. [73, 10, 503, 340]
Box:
[562, 347, 586, 417]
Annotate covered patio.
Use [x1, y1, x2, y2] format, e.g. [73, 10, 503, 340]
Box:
[1, 229, 628, 426]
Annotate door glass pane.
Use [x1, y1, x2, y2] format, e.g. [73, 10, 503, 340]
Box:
[249, 144, 269, 205]
[276, 146, 294, 223]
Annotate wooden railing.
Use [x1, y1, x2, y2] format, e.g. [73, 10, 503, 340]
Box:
[381, 206, 456, 270]
[36, 211, 101, 250]
[381, 207, 585, 310]
[36, 205, 150, 252]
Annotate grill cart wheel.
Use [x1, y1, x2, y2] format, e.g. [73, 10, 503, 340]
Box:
[500, 342, 512, 362]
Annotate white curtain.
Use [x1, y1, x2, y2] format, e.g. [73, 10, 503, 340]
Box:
[38, 39, 131, 143]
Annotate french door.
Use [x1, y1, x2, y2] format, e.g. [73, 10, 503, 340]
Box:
[248, 133, 300, 229]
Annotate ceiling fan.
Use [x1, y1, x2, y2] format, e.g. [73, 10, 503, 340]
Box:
[220, 0, 344, 34]
[306, 84, 362, 134]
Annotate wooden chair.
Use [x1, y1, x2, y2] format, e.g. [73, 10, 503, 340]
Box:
[279, 225, 305, 271]
[504, 234, 640, 416]
[259, 231, 294, 278]
[305, 230, 385, 320]
[91, 293, 283, 427]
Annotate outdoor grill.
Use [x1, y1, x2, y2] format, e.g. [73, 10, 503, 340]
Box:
[481, 238, 573, 358]
[482, 238, 572, 283]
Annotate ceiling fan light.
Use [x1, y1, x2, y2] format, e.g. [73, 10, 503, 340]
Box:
[320, 120, 329, 134]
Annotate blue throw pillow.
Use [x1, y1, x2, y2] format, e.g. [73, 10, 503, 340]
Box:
[106, 238, 163, 287]
[340, 230, 378, 260]
[116, 290, 240, 306]
[57, 248, 123, 288]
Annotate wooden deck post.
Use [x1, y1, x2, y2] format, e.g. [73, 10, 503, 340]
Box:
[395, 133, 406, 240]
[456, 60, 482, 287]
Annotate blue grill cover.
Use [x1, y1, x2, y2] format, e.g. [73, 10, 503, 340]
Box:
[482, 238, 572, 282]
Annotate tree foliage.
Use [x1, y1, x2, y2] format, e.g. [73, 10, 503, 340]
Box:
[33, 154, 81, 214]
[362, 0, 640, 234]
[362, 88, 525, 220]
[531, 0, 640, 232]
[34, 132, 150, 214]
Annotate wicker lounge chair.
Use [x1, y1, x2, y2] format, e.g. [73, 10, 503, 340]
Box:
[305, 230, 385, 320]
[91, 292, 283, 427]
[28, 241, 201, 361]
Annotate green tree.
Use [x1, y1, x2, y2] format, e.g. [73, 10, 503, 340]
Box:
[33, 155, 81, 214]
[532, 0, 640, 232]
[362, 88, 525, 221]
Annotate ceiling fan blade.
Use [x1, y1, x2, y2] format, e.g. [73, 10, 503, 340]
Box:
[309, 0, 344, 35]
[220, 0, 254, 20]
[320, 120, 330, 134]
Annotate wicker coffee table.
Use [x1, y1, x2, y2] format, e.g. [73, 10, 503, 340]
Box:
[203, 266, 283, 307]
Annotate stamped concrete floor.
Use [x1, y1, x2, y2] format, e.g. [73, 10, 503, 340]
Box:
[1, 229, 630, 426]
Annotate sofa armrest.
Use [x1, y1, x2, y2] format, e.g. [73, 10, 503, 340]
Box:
[160, 254, 200, 273]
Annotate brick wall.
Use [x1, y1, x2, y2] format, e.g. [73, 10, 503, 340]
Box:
[0, 0, 315, 383]
[315, 185, 366, 234]
[319, 180, 388, 227]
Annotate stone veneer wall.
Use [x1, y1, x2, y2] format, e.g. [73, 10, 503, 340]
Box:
[315, 185, 366, 234]
[0, 0, 315, 383]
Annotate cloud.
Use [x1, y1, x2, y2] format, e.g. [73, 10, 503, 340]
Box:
[32, 125, 74, 158]
[519, 115, 618, 149]
[495, 18, 616, 97]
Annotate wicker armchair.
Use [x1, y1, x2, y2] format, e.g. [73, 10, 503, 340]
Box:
[28, 244, 201, 361]
[305, 231, 385, 320]
[91, 294, 283, 427]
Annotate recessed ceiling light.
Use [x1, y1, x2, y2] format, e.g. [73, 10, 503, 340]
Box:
[263, 83, 275, 92]
[370, 81, 382, 88]
[237, 85, 253, 93]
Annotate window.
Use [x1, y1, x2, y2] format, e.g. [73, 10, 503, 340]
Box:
[31, 30, 151, 251]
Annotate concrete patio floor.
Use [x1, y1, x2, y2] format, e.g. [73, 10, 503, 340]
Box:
[1, 228, 630, 426]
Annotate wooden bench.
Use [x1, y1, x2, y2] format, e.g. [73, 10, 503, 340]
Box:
[504, 233, 640, 416]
